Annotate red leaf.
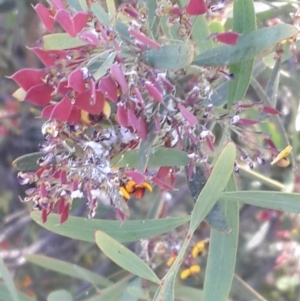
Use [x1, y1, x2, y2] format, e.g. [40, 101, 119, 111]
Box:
[152, 177, 174, 190]
[237, 118, 259, 125]
[98, 76, 118, 102]
[117, 105, 129, 127]
[156, 166, 170, 179]
[262, 105, 280, 115]
[186, 0, 207, 15]
[30, 47, 67, 66]
[57, 196, 66, 214]
[34, 4, 54, 32]
[57, 81, 72, 96]
[55, 10, 76, 37]
[127, 109, 139, 131]
[68, 69, 86, 93]
[75, 90, 104, 114]
[9, 69, 46, 91]
[50, 0, 65, 9]
[129, 28, 161, 49]
[68, 108, 81, 123]
[41, 105, 55, 119]
[73, 12, 89, 34]
[145, 81, 163, 103]
[41, 209, 48, 223]
[60, 203, 70, 224]
[206, 136, 214, 152]
[55, 10, 88, 37]
[133, 87, 145, 108]
[25, 83, 53, 105]
[50, 96, 72, 121]
[178, 104, 198, 126]
[136, 116, 148, 140]
[110, 64, 128, 94]
[79, 29, 100, 46]
[40, 183, 47, 198]
[60, 169, 67, 184]
[215, 31, 240, 45]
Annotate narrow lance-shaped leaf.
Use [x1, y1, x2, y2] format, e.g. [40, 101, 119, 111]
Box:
[0, 284, 34, 301]
[12, 152, 43, 171]
[83, 276, 132, 301]
[193, 24, 298, 66]
[40, 33, 88, 50]
[220, 191, 300, 213]
[25, 255, 112, 288]
[30, 212, 190, 243]
[203, 175, 239, 301]
[90, 3, 109, 26]
[227, 0, 256, 108]
[93, 52, 116, 81]
[143, 44, 194, 70]
[0, 258, 20, 301]
[95, 231, 160, 284]
[190, 142, 236, 232]
[111, 147, 189, 169]
[265, 57, 281, 107]
[146, 0, 159, 38]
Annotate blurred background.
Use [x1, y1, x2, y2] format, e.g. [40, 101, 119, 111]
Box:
[1, 0, 300, 300]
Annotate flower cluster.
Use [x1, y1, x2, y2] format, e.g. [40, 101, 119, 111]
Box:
[11, 0, 288, 223]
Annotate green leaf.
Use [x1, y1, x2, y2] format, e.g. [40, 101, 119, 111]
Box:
[121, 277, 149, 301]
[91, 3, 109, 27]
[30, 212, 190, 243]
[0, 258, 20, 301]
[137, 127, 156, 172]
[265, 57, 281, 107]
[79, 0, 89, 10]
[112, 147, 190, 169]
[190, 142, 236, 232]
[187, 165, 231, 233]
[0, 284, 34, 301]
[153, 274, 175, 301]
[25, 254, 112, 288]
[193, 24, 298, 66]
[146, 0, 159, 38]
[106, 0, 116, 19]
[220, 191, 300, 213]
[12, 152, 43, 171]
[175, 286, 203, 301]
[227, 0, 256, 108]
[192, 16, 214, 55]
[93, 52, 116, 81]
[95, 231, 160, 284]
[203, 175, 239, 301]
[47, 290, 73, 301]
[41, 33, 88, 50]
[208, 20, 224, 34]
[83, 277, 131, 301]
[66, 0, 82, 11]
[143, 44, 194, 70]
